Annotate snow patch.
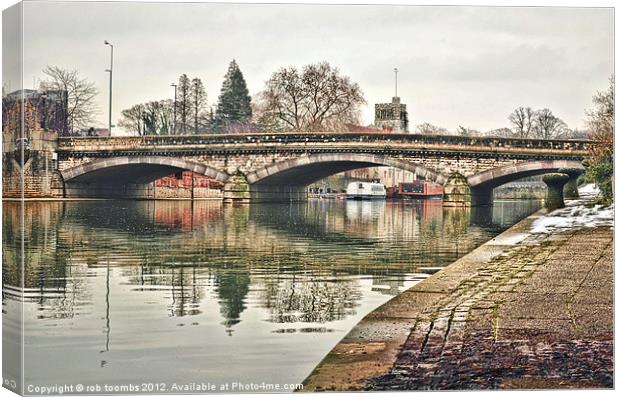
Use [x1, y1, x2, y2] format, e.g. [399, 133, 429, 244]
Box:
[578, 183, 600, 196]
[530, 184, 613, 234]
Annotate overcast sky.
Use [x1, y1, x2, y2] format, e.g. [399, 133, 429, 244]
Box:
[8, 1, 614, 133]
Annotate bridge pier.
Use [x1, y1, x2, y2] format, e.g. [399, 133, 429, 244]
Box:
[443, 173, 497, 207]
[558, 167, 583, 199]
[443, 173, 471, 207]
[223, 172, 251, 204]
[542, 173, 570, 210]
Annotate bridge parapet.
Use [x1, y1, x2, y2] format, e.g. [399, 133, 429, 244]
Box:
[58, 132, 592, 150]
[58, 132, 592, 161]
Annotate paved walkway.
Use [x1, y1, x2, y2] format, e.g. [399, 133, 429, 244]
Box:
[302, 211, 613, 390]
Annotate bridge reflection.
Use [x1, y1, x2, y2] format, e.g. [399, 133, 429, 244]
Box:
[2, 199, 540, 334]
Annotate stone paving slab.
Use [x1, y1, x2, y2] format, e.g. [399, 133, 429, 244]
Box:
[301, 209, 613, 391]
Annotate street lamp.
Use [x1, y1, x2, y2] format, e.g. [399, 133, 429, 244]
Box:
[104, 40, 114, 135]
[170, 83, 177, 135]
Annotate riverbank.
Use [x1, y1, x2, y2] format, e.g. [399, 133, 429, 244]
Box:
[302, 189, 613, 390]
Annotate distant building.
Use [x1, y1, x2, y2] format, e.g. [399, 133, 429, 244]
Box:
[2, 89, 68, 137]
[374, 96, 408, 133]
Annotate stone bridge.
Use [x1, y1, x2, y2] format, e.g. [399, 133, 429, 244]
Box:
[4, 131, 590, 205]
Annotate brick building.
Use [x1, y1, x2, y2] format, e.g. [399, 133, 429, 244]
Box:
[2, 89, 69, 138]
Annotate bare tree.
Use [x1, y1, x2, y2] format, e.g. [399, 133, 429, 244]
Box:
[508, 106, 534, 138]
[252, 94, 284, 133]
[143, 100, 174, 135]
[532, 108, 567, 139]
[119, 99, 174, 135]
[177, 74, 191, 134]
[555, 128, 588, 140]
[40, 65, 99, 133]
[118, 103, 146, 135]
[190, 78, 208, 134]
[156, 99, 175, 135]
[456, 125, 480, 137]
[255, 62, 365, 132]
[585, 76, 614, 203]
[415, 122, 448, 135]
[587, 76, 614, 148]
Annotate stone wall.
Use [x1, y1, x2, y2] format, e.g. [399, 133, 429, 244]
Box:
[153, 171, 224, 199]
[3, 130, 64, 198]
[64, 181, 223, 200]
[494, 183, 546, 200]
[153, 186, 223, 199]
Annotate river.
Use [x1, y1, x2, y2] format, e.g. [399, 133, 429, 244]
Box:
[2, 198, 540, 391]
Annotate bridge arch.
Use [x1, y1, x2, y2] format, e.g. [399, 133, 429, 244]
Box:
[467, 159, 584, 189]
[61, 156, 229, 184]
[466, 159, 584, 206]
[245, 153, 447, 186]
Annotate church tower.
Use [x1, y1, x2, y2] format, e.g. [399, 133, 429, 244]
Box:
[374, 68, 409, 133]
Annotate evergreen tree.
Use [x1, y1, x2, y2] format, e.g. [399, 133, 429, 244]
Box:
[214, 60, 252, 132]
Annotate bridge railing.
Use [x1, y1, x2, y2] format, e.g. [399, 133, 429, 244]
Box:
[58, 132, 593, 152]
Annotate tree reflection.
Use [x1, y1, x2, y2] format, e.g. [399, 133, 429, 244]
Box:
[170, 267, 204, 317]
[258, 274, 361, 323]
[215, 270, 250, 333]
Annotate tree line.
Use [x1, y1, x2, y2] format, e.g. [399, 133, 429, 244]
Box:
[119, 73, 210, 135]
[119, 60, 365, 135]
[116, 57, 576, 140]
[21, 62, 600, 144]
[415, 107, 578, 140]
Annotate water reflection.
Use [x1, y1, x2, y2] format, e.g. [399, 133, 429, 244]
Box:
[2, 198, 540, 388]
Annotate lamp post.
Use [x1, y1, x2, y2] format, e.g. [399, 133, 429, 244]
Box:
[104, 40, 114, 135]
[170, 83, 177, 135]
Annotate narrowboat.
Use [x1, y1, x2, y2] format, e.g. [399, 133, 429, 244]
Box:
[346, 181, 387, 200]
[395, 180, 443, 199]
